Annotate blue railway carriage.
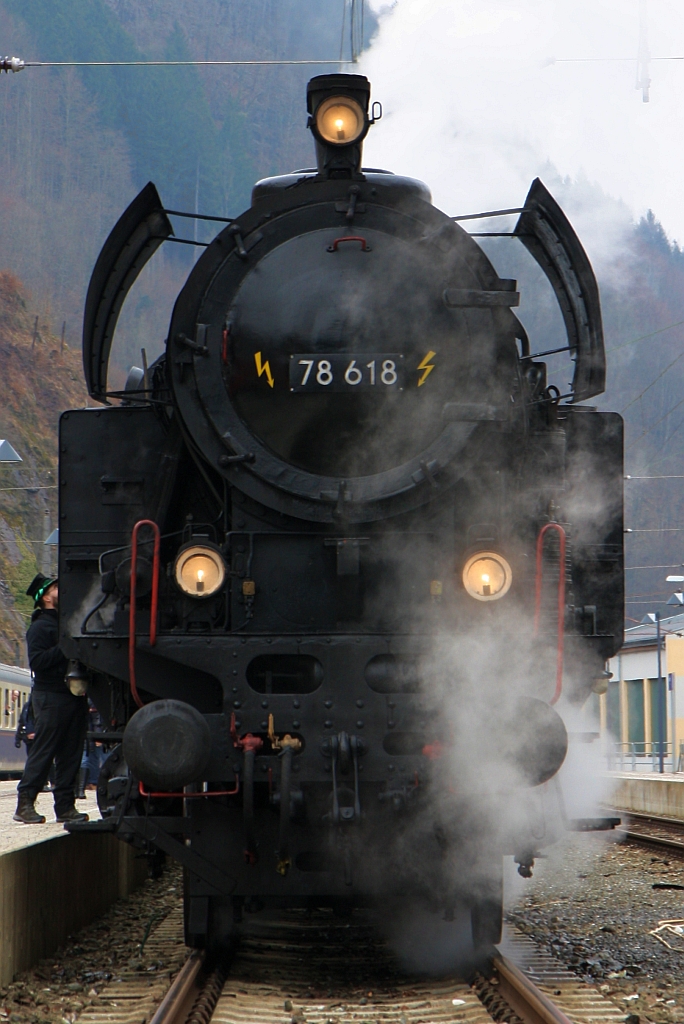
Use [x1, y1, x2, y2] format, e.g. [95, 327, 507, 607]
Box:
[0, 664, 31, 776]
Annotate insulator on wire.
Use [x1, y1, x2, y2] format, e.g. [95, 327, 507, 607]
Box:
[0, 57, 25, 73]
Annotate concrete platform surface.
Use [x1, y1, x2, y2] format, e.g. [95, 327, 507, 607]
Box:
[0, 779, 100, 854]
[607, 770, 684, 819]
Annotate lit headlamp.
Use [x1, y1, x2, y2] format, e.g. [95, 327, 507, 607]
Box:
[174, 544, 226, 598]
[314, 95, 366, 145]
[462, 552, 513, 602]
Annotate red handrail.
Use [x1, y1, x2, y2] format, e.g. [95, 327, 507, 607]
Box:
[534, 522, 567, 705]
[128, 519, 161, 709]
[327, 236, 370, 252]
[138, 779, 240, 799]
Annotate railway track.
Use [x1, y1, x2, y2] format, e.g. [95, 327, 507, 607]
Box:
[76, 905, 626, 1024]
[616, 809, 684, 854]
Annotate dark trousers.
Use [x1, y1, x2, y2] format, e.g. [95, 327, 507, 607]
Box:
[18, 691, 88, 814]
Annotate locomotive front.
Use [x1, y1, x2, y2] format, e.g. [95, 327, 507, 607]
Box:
[61, 74, 624, 950]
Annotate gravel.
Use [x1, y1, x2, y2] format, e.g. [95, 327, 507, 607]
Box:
[507, 832, 684, 1023]
[0, 862, 183, 1024]
[5, 830, 683, 1024]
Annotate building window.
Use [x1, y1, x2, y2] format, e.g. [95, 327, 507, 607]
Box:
[649, 677, 667, 748]
[626, 679, 645, 751]
[607, 680, 620, 739]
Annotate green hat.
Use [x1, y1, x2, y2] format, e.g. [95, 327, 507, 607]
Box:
[26, 573, 57, 607]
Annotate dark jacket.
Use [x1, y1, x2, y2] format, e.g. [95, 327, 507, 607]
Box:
[26, 608, 69, 693]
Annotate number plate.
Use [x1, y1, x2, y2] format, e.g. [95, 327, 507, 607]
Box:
[289, 354, 405, 392]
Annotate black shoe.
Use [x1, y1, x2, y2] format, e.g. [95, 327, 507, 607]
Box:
[13, 796, 46, 824]
[55, 808, 89, 823]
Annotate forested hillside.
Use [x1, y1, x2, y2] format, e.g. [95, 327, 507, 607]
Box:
[0, 0, 375, 370]
[0, 273, 86, 664]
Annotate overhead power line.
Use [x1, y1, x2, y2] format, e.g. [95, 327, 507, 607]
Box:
[607, 319, 684, 354]
[625, 527, 684, 533]
[550, 55, 684, 63]
[620, 349, 684, 414]
[626, 391, 684, 450]
[626, 565, 684, 570]
[0, 59, 350, 71]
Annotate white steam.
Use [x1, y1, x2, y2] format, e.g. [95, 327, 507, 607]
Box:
[362, 0, 684, 246]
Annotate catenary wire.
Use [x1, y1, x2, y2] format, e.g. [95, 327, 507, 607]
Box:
[626, 392, 684, 449]
[17, 59, 351, 68]
[607, 318, 684, 354]
[620, 349, 684, 414]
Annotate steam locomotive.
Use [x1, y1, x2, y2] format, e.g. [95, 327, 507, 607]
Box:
[62, 74, 623, 950]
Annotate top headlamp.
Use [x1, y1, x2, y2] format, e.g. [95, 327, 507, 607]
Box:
[314, 95, 366, 146]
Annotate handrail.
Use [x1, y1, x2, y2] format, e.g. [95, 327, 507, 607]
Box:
[128, 519, 161, 709]
[534, 522, 566, 705]
[138, 779, 239, 799]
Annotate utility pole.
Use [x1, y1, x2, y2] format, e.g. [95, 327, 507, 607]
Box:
[636, 0, 651, 102]
[657, 610, 665, 772]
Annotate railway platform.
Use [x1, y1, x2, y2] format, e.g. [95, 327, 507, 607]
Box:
[0, 781, 147, 986]
[608, 769, 684, 819]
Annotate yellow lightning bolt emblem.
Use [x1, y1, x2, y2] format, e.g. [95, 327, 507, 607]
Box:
[417, 351, 436, 386]
[254, 351, 274, 388]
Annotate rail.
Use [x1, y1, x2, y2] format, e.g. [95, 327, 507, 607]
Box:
[616, 810, 684, 854]
[492, 953, 573, 1024]
[78, 905, 623, 1024]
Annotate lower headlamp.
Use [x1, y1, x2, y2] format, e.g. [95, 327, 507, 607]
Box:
[462, 551, 513, 602]
[174, 544, 226, 598]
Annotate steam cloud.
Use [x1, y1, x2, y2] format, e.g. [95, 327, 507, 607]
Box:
[349, 1, 630, 956]
[362, 0, 684, 246]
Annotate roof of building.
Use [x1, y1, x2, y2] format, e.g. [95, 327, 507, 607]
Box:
[0, 663, 31, 685]
[622, 611, 684, 650]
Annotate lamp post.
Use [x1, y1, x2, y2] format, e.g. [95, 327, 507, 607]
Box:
[44, 527, 58, 576]
[657, 611, 665, 773]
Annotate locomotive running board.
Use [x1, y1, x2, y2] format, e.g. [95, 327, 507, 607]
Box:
[83, 181, 173, 402]
[514, 178, 606, 402]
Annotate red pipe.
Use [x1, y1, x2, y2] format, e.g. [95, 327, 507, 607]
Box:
[534, 522, 567, 705]
[128, 519, 161, 709]
[138, 778, 240, 799]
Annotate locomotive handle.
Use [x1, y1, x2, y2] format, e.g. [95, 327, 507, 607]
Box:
[277, 745, 294, 876]
[534, 522, 566, 706]
[326, 235, 371, 253]
[128, 519, 161, 709]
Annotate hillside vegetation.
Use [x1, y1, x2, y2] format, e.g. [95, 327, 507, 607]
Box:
[0, 272, 86, 663]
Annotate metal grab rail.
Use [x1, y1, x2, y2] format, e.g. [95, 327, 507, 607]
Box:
[128, 519, 161, 709]
[534, 522, 567, 705]
[138, 779, 240, 799]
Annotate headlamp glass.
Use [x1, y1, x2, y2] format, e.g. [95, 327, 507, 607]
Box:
[315, 96, 365, 145]
[174, 545, 226, 598]
[462, 552, 513, 602]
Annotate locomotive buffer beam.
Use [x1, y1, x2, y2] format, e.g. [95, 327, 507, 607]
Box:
[123, 816, 237, 895]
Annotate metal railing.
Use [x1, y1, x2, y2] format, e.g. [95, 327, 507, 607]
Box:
[607, 740, 677, 772]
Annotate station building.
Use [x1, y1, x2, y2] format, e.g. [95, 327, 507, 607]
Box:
[605, 611, 684, 770]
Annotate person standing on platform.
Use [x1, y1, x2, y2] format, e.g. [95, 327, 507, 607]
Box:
[13, 574, 89, 825]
